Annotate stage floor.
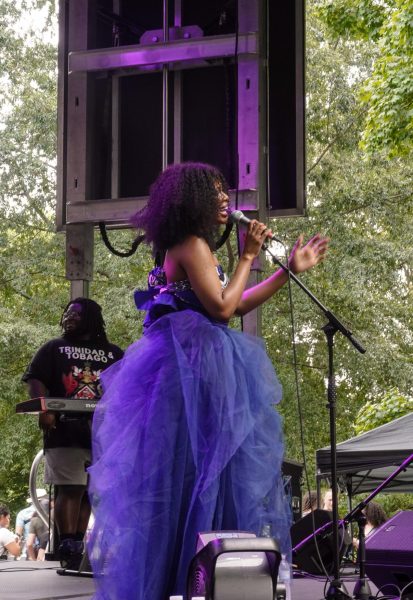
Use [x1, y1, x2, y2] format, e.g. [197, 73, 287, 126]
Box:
[0, 560, 379, 600]
[0, 560, 94, 600]
[292, 570, 379, 600]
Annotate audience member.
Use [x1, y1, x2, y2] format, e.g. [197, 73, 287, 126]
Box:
[364, 501, 387, 535]
[27, 500, 51, 561]
[302, 490, 318, 516]
[322, 489, 333, 512]
[15, 488, 47, 559]
[0, 505, 21, 559]
[353, 501, 387, 550]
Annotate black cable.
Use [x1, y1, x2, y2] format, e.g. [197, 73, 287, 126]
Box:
[283, 250, 334, 589]
[374, 582, 402, 599]
[215, 222, 234, 251]
[99, 222, 145, 257]
[400, 579, 413, 599]
[264, 240, 333, 587]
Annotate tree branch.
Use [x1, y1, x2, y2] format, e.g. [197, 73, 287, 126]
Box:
[308, 107, 368, 174]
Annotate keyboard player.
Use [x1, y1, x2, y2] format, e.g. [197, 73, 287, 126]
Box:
[22, 298, 123, 570]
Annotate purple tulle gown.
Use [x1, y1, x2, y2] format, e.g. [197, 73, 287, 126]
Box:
[88, 267, 291, 599]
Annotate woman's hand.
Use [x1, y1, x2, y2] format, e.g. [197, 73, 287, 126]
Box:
[234, 232, 329, 316]
[242, 220, 273, 260]
[288, 234, 329, 274]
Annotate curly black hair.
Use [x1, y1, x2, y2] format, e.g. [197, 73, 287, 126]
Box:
[132, 162, 228, 251]
[364, 501, 387, 528]
[60, 297, 108, 343]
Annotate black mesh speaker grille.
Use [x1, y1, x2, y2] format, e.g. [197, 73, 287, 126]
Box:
[191, 565, 207, 596]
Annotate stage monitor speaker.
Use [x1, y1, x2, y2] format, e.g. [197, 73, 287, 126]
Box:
[291, 509, 348, 576]
[187, 531, 281, 600]
[366, 510, 413, 599]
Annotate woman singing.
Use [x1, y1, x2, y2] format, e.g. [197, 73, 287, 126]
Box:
[88, 162, 328, 599]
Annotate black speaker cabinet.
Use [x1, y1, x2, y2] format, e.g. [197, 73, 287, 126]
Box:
[291, 509, 349, 575]
[366, 511, 413, 599]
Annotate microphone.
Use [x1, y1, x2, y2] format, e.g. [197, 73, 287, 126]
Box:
[228, 209, 252, 227]
[229, 210, 282, 243]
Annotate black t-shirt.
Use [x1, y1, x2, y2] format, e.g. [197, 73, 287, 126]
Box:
[22, 337, 124, 449]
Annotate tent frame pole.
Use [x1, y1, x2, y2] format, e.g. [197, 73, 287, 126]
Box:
[345, 453, 413, 512]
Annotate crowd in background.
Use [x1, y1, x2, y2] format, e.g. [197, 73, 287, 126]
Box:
[0, 488, 51, 561]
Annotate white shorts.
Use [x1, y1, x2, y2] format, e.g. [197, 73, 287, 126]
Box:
[44, 447, 91, 486]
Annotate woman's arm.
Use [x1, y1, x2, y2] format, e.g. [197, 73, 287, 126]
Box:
[174, 227, 328, 321]
[236, 234, 329, 316]
[175, 220, 269, 321]
[5, 538, 21, 558]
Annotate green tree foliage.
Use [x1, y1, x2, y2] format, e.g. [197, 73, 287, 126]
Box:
[0, 0, 151, 515]
[354, 388, 413, 434]
[0, 0, 56, 515]
[260, 5, 413, 484]
[317, 0, 413, 156]
[316, 0, 389, 41]
[1, 0, 412, 517]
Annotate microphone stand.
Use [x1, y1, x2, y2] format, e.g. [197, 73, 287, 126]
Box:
[352, 513, 371, 600]
[265, 245, 366, 600]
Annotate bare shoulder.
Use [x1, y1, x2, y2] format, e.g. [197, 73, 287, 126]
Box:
[173, 236, 214, 264]
[182, 235, 210, 251]
[165, 236, 216, 282]
[167, 236, 229, 319]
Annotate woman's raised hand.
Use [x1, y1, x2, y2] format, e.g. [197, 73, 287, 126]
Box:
[288, 234, 329, 274]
